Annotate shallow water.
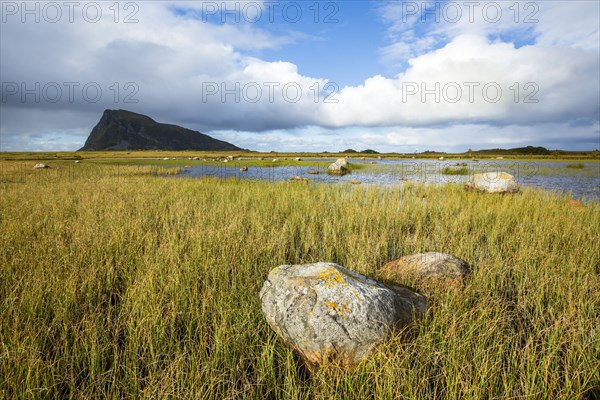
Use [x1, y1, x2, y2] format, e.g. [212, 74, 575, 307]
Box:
[180, 159, 600, 202]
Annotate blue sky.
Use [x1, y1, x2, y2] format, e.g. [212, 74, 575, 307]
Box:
[173, 1, 388, 86]
[1, 1, 599, 152]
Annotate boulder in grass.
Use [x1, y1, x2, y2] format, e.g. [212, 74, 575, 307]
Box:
[327, 158, 348, 175]
[465, 172, 518, 193]
[33, 163, 49, 169]
[260, 262, 427, 369]
[379, 252, 470, 289]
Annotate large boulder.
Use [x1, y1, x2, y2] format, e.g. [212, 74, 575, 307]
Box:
[260, 262, 426, 369]
[327, 158, 349, 175]
[33, 163, 49, 169]
[465, 172, 518, 193]
[379, 252, 470, 289]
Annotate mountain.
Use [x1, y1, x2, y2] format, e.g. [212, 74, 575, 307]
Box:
[79, 109, 242, 151]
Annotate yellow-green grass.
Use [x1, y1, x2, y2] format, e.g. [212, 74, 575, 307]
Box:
[1, 163, 598, 399]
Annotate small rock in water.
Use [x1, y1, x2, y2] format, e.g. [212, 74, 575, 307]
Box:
[379, 252, 470, 289]
[290, 176, 308, 183]
[33, 163, 49, 169]
[240, 167, 248, 172]
[465, 172, 518, 194]
[260, 262, 426, 369]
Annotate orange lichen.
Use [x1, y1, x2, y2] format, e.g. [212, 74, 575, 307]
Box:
[316, 269, 347, 288]
[323, 300, 352, 318]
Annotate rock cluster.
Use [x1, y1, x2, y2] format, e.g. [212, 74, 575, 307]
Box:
[260, 251, 472, 370]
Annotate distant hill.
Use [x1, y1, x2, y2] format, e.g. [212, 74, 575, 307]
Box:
[340, 149, 380, 154]
[469, 146, 551, 155]
[79, 109, 242, 151]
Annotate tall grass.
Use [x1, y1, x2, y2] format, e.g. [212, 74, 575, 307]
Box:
[1, 163, 599, 399]
[441, 167, 469, 175]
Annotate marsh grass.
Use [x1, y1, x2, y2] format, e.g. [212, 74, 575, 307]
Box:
[566, 163, 586, 169]
[441, 167, 469, 175]
[1, 163, 599, 399]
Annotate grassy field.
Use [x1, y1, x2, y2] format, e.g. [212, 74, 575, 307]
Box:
[1, 162, 599, 399]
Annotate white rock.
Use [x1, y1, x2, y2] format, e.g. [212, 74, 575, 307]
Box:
[327, 158, 348, 175]
[466, 172, 519, 193]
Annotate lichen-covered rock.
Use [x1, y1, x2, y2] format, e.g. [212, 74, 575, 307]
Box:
[379, 252, 470, 288]
[327, 158, 348, 175]
[259, 262, 426, 368]
[465, 172, 518, 193]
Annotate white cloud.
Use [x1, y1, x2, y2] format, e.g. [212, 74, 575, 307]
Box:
[378, 0, 599, 64]
[320, 34, 599, 127]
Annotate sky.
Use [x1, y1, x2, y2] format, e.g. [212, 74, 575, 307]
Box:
[1, 0, 599, 153]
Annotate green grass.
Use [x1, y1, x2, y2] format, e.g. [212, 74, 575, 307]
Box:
[566, 163, 586, 169]
[441, 167, 469, 175]
[1, 162, 599, 399]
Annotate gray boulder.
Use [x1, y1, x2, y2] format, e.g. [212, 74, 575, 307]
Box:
[260, 262, 426, 368]
[465, 172, 518, 193]
[327, 158, 349, 175]
[33, 163, 49, 169]
[379, 252, 470, 288]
